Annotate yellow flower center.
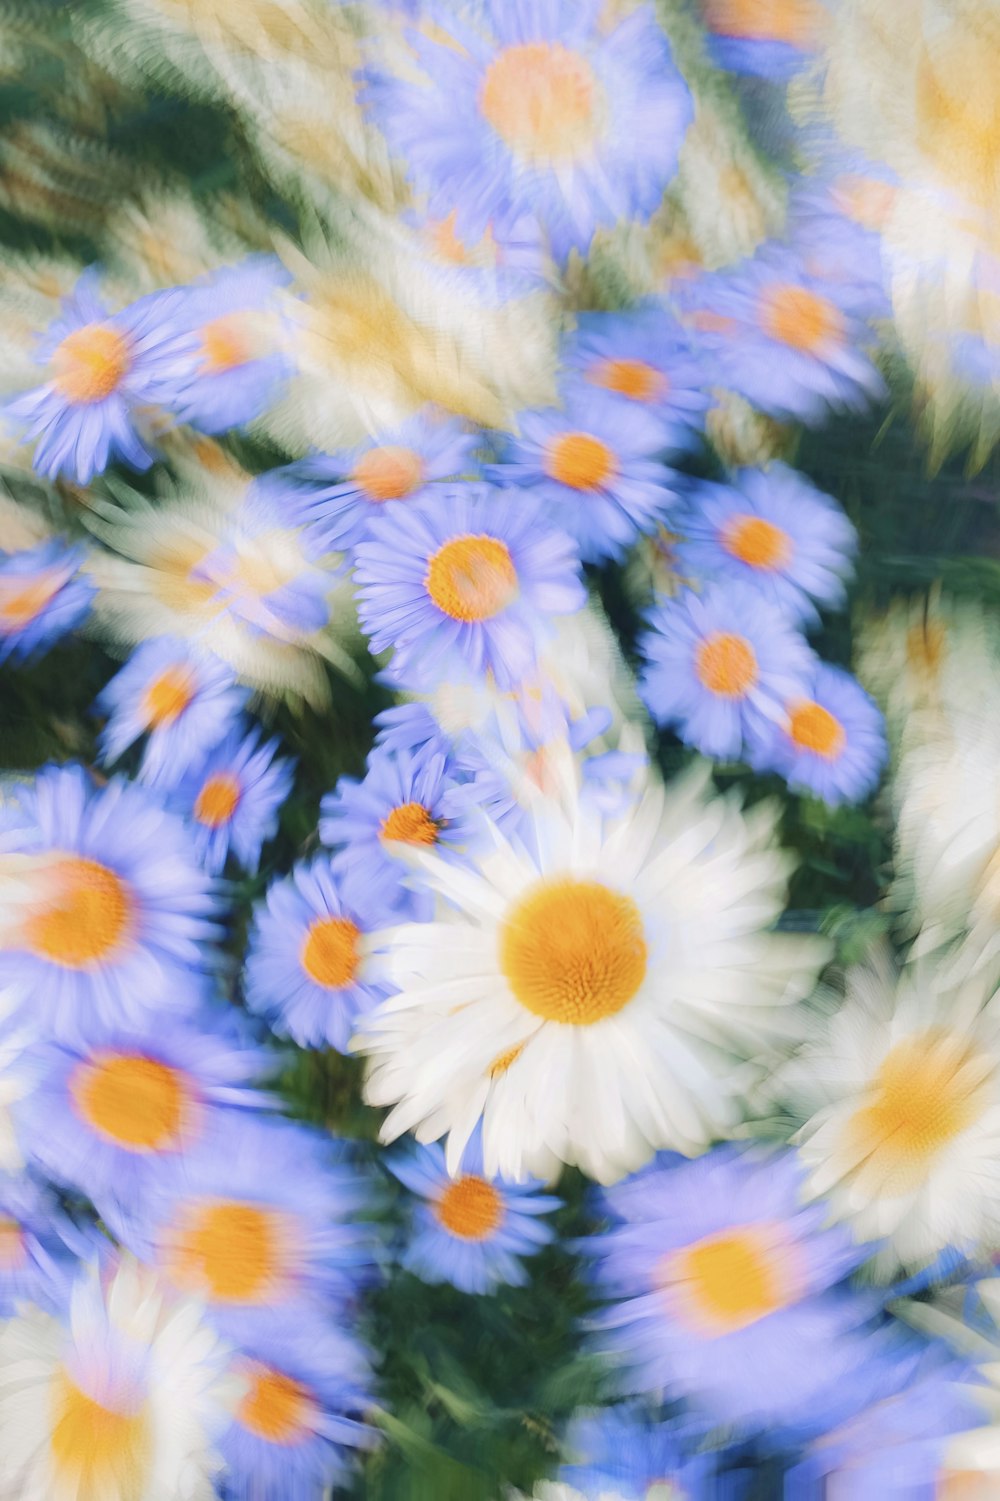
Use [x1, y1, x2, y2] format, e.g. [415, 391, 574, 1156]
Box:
[424, 535, 518, 622]
[694, 631, 758, 698]
[51, 1373, 150, 1494]
[51, 323, 132, 404]
[479, 42, 598, 165]
[0, 1217, 24, 1268]
[238, 1364, 315, 1445]
[500, 877, 647, 1025]
[847, 1032, 987, 1178]
[589, 357, 666, 403]
[702, 0, 822, 46]
[194, 772, 242, 828]
[721, 515, 792, 570]
[168, 1200, 285, 1303]
[760, 285, 843, 353]
[200, 313, 253, 373]
[300, 916, 360, 990]
[23, 857, 132, 968]
[379, 800, 439, 846]
[435, 1175, 504, 1240]
[70, 1052, 189, 1152]
[787, 700, 845, 759]
[664, 1225, 800, 1335]
[545, 431, 617, 491]
[141, 666, 195, 728]
[0, 573, 63, 630]
[354, 445, 425, 502]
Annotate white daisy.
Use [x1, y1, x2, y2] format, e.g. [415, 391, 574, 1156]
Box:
[356, 748, 828, 1185]
[784, 946, 1000, 1277]
[0, 1254, 241, 1501]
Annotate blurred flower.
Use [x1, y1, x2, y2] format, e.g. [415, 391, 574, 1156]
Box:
[0, 1175, 82, 1317]
[0, 539, 95, 665]
[169, 724, 294, 876]
[700, 0, 829, 80]
[548, 1404, 749, 1500]
[748, 661, 886, 806]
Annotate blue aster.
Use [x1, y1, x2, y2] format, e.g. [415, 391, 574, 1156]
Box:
[557, 1406, 750, 1500]
[0, 540, 94, 664]
[747, 661, 887, 806]
[0, 1174, 86, 1316]
[169, 723, 295, 875]
[405, 202, 550, 299]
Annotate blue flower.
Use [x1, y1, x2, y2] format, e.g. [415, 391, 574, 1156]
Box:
[0, 764, 222, 1042]
[557, 1405, 750, 1500]
[283, 411, 481, 552]
[319, 743, 475, 917]
[7, 274, 187, 483]
[582, 1147, 878, 1431]
[361, 0, 692, 261]
[700, 0, 827, 80]
[218, 1324, 376, 1501]
[678, 464, 856, 624]
[244, 857, 397, 1052]
[169, 724, 294, 875]
[674, 246, 886, 424]
[747, 662, 887, 806]
[12, 1007, 274, 1211]
[153, 257, 293, 434]
[354, 485, 585, 691]
[0, 1174, 84, 1316]
[490, 390, 679, 563]
[638, 583, 814, 759]
[97, 637, 248, 790]
[785, 175, 891, 313]
[405, 203, 550, 300]
[372, 701, 450, 759]
[0, 540, 94, 664]
[561, 306, 710, 448]
[386, 1128, 560, 1295]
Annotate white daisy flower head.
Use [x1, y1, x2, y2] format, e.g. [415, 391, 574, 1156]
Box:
[0, 1253, 241, 1501]
[356, 747, 829, 1185]
[785, 945, 1000, 1278]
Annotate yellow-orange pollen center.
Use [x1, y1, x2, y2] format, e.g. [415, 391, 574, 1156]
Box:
[0, 572, 63, 630]
[142, 665, 195, 729]
[760, 285, 843, 353]
[500, 877, 647, 1025]
[425, 535, 517, 622]
[666, 1226, 795, 1335]
[849, 1032, 987, 1171]
[194, 771, 242, 828]
[545, 431, 617, 490]
[200, 313, 253, 373]
[479, 42, 597, 164]
[721, 514, 792, 570]
[239, 1365, 315, 1445]
[0, 1216, 24, 1268]
[435, 1174, 504, 1240]
[51, 1372, 150, 1490]
[695, 631, 758, 698]
[379, 800, 439, 846]
[354, 445, 425, 502]
[23, 856, 131, 968]
[590, 357, 666, 403]
[428, 211, 497, 267]
[170, 1200, 282, 1303]
[787, 700, 845, 760]
[702, 0, 821, 46]
[70, 1052, 188, 1152]
[301, 916, 361, 989]
[51, 323, 132, 404]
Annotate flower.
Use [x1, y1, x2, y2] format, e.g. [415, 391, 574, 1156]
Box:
[361, 0, 693, 261]
[405, 203, 550, 300]
[0, 765, 221, 1042]
[748, 662, 887, 806]
[0, 1254, 238, 1501]
[638, 583, 814, 760]
[320, 742, 476, 917]
[700, 0, 829, 80]
[674, 247, 886, 424]
[678, 464, 857, 624]
[353, 486, 585, 691]
[12, 1009, 274, 1211]
[356, 751, 828, 1184]
[6, 274, 186, 483]
[0, 1175, 82, 1317]
[0, 540, 94, 665]
[550, 1405, 749, 1500]
[285, 410, 481, 552]
[582, 1147, 875, 1429]
[386, 1128, 560, 1294]
[782, 949, 1000, 1277]
[169, 725, 294, 875]
[490, 390, 678, 564]
[244, 857, 397, 1052]
[97, 637, 248, 790]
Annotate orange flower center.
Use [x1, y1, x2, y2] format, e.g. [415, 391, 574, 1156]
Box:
[379, 800, 439, 846]
[545, 431, 617, 490]
[500, 877, 647, 1025]
[663, 1225, 801, 1335]
[694, 631, 758, 698]
[51, 323, 132, 404]
[354, 445, 425, 502]
[589, 357, 666, 403]
[435, 1175, 504, 1240]
[0, 572, 63, 629]
[23, 857, 131, 968]
[721, 515, 792, 570]
[0, 1217, 24, 1268]
[70, 1052, 189, 1151]
[200, 314, 253, 373]
[760, 285, 843, 353]
[300, 916, 360, 989]
[427, 211, 497, 267]
[51, 1373, 150, 1493]
[141, 665, 195, 728]
[702, 0, 822, 46]
[238, 1365, 315, 1445]
[194, 772, 242, 828]
[168, 1200, 285, 1303]
[479, 42, 598, 165]
[424, 535, 518, 622]
[787, 701, 845, 759]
